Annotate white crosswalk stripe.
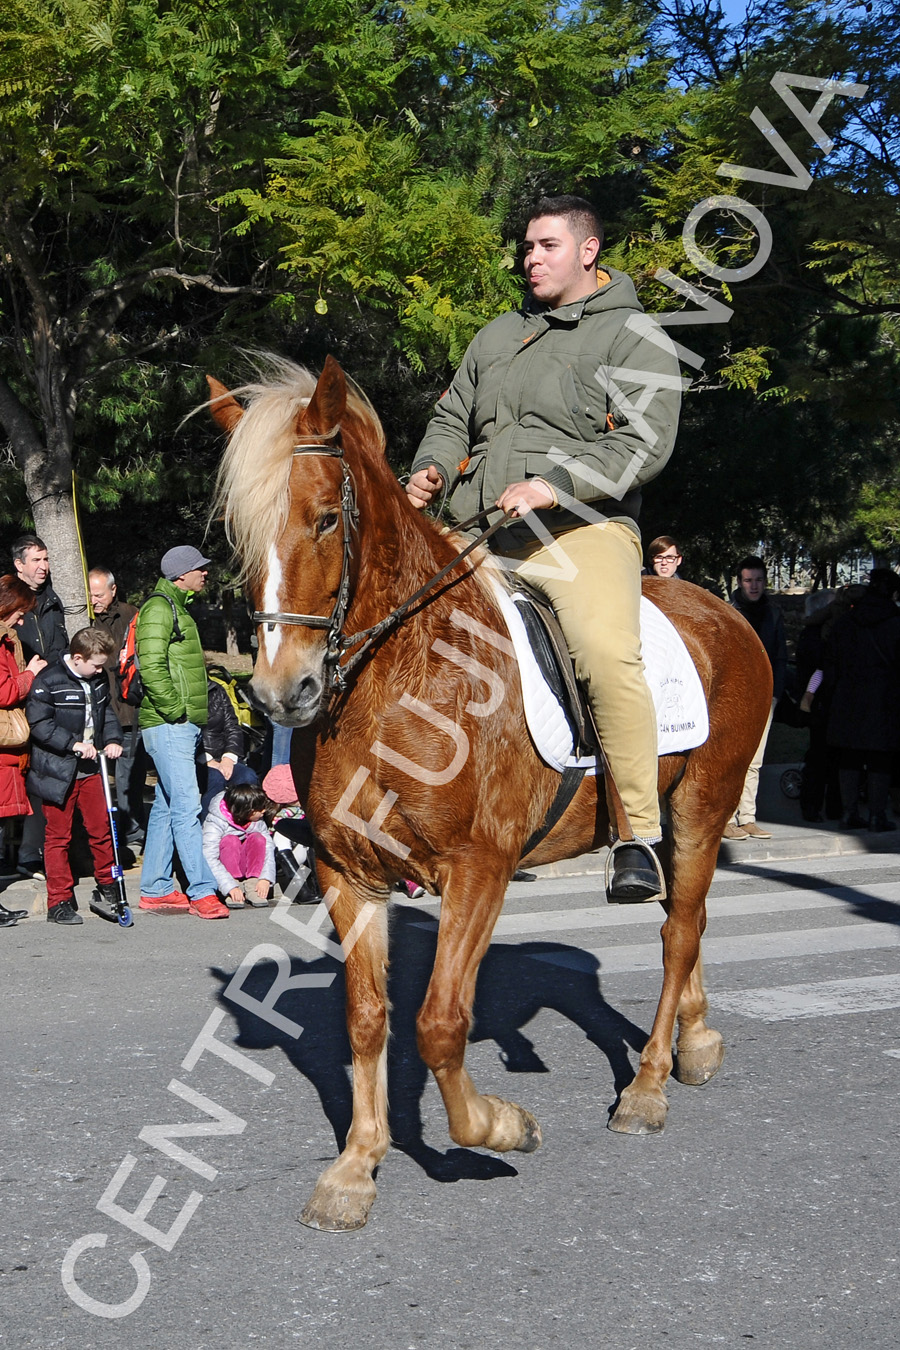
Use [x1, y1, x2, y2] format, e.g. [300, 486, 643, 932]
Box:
[713, 974, 900, 1021]
[457, 853, 900, 1022]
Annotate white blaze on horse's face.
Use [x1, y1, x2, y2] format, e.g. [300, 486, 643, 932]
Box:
[262, 544, 283, 664]
[250, 539, 326, 727]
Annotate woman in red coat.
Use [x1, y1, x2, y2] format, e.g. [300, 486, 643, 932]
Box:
[0, 574, 47, 926]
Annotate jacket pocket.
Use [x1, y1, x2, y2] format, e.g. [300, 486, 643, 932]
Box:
[562, 367, 605, 439]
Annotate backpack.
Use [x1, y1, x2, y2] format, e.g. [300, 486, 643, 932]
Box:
[116, 596, 183, 707]
[206, 664, 267, 746]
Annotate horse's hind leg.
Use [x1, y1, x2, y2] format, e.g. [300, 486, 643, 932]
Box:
[609, 794, 723, 1135]
[417, 861, 542, 1154]
[673, 949, 724, 1085]
[300, 874, 390, 1232]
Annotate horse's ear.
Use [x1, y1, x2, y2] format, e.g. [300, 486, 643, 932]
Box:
[207, 376, 244, 435]
[299, 355, 347, 439]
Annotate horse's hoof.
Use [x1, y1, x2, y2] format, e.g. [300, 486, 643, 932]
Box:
[674, 1033, 725, 1086]
[482, 1095, 543, 1153]
[608, 1090, 668, 1135]
[298, 1178, 376, 1232]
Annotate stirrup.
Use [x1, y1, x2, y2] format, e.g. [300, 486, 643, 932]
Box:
[604, 839, 667, 904]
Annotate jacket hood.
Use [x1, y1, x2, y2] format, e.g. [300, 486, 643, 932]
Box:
[523, 266, 643, 322]
[849, 591, 900, 629]
[730, 589, 771, 611]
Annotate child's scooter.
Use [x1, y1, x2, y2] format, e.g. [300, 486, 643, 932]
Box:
[88, 752, 134, 927]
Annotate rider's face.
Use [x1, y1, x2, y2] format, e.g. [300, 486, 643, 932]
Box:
[523, 216, 600, 309]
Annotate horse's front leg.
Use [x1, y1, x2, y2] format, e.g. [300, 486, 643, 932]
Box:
[300, 868, 390, 1232]
[417, 860, 542, 1155]
[673, 949, 725, 1085]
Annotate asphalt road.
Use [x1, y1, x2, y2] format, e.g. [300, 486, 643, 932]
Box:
[1, 847, 898, 1348]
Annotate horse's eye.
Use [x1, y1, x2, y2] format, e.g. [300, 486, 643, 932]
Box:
[318, 512, 339, 536]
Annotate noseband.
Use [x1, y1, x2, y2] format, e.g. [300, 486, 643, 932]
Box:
[252, 440, 515, 696]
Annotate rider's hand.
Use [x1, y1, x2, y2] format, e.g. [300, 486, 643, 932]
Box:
[496, 479, 557, 517]
[406, 465, 444, 510]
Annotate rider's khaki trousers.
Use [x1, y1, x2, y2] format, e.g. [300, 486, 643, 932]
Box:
[500, 520, 661, 842]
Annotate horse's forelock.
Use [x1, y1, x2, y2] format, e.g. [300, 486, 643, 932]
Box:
[210, 356, 384, 586]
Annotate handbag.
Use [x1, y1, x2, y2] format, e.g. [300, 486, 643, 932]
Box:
[0, 706, 30, 751]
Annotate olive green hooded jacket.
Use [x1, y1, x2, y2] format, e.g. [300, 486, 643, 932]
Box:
[136, 578, 208, 729]
[411, 267, 682, 549]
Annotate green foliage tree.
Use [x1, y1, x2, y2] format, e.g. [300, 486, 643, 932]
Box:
[1, 0, 898, 617]
[0, 0, 317, 617]
[633, 0, 900, 579]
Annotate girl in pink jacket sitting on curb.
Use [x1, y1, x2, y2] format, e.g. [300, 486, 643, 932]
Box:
[202, 781, 276, 909]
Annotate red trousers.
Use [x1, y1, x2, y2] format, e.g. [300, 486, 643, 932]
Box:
[44, 773, 114, 909]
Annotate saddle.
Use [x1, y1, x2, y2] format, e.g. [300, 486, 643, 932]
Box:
[504, 577, 642, 867]
[507, 577, 600, 760]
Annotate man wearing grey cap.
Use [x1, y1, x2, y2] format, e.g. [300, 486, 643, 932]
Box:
[136, 545, 227, 919]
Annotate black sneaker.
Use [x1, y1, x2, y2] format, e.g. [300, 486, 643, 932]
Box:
[47, 900, 83, 925]
[0, 910, 19, 928]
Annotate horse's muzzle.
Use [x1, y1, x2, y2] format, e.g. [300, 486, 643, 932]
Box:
[247, 673, 324, 728]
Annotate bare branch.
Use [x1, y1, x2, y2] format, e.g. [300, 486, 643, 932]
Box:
[0, 205, 55, 328]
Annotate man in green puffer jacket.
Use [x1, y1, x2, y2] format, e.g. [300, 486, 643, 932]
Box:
[136, 545, 226, 919]
[407, 195, 683, 903]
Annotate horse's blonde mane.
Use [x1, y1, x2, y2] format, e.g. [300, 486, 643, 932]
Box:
[209, 354, 384, 584]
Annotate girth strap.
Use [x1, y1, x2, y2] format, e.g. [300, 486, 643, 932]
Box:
[519, 764, 588, 861]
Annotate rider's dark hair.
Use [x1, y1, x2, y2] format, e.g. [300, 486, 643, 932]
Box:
[529, 195, 604, 251]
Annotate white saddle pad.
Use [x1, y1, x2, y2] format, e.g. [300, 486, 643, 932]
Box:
[490, 581, 709, 774]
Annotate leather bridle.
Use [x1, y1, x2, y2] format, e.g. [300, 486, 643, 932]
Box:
[251, 440, 515, 695]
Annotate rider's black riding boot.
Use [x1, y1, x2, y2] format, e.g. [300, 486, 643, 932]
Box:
[607, 841, 665, 904]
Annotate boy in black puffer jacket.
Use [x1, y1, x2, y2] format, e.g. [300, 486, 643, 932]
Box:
[199, 679, 258, 818]
[26, 628, 123, 926]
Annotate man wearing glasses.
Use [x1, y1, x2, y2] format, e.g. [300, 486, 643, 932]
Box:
[647, 536, 683, 578]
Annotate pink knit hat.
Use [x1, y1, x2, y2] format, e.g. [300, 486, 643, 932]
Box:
[262, 764, 298, 804]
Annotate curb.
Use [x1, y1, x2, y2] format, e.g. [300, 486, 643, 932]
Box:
[4, 823, 896, 914]
[525, 826, 900, 881]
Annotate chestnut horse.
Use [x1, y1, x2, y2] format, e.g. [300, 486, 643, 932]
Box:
[209, 354, 771, 1232]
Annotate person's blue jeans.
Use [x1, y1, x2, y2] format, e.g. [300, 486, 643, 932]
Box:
[270, 720, 292, 769]
[141, 722, 218, 900]
[200, 760, 259, 818]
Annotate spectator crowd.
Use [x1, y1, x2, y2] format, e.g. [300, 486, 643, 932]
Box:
[0, 536, 317, 929]
[0, 525, 897, 931]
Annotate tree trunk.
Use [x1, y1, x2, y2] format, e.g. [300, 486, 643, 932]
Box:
[0, 377, 89, 635]
[223, 590, 240, 656]
[30, 490, 89, 635]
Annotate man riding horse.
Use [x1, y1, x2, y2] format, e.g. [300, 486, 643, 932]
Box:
[406, 194, 682, 902]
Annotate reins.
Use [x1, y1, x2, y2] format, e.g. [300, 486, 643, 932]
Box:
[251, 441, 515, 693]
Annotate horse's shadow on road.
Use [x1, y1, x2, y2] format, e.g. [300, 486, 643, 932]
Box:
[209, 905, 648, 1186]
